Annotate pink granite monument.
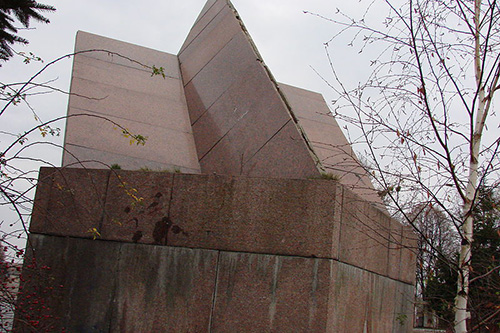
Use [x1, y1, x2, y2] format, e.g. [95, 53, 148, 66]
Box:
[16, 0, 416, 332]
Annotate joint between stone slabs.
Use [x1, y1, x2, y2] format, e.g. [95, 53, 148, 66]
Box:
[208, 250, 221, 332]
[98, 169, 112, 232]
[31, 232, 412, 285]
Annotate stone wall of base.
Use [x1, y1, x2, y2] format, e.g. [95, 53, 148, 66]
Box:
[15, 168, 416, 332]
[15, 234, 414, 332]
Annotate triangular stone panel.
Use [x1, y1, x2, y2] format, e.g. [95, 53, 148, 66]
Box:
[178, 0, 322, 179]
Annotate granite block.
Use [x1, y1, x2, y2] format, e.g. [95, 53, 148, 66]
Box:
[179, 7, 240, 83]
[327, 261, 369, 332]
[69, 76, 190, 130]
[339, 189, 390, 276]
[179, 0, 226, 53]
[72, 55, 181, 97]
[64, 110, 200, 171]
[101, 170, 174, 245]
[75, 31, 180, 78]
[280, 83, 335, 123]
[15, 234, 120, 332]
[110, 244, 217, 332]
[182, 32, 258, 113]
[241, 120, 320, 179]
[211, 252, 331, 332]
[400, 225, 418, 284]
[392, 281, 415, 332]
[366, 273, 397, 333]
[167, 174, 341, 258]
[192, 62, 291, 160]
[62, 144, 200, 174]
[388, 220, 404, 281]
[29, 167, 109, 238]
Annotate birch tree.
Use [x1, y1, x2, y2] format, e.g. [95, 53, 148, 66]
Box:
[312, 0, 500, 331]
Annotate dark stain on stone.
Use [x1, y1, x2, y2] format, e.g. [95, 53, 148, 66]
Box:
[152, 216, 171, 245]
[171, 225, 181, 234]
[119, 300, 128, 331]
[171, 225, 189, 237]
[124, 206, 131, 213]
[129, 217, 138, 228]
[132, 230, 143, 243]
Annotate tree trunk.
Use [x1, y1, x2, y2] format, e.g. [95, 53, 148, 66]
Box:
[454, 1, 484, 331]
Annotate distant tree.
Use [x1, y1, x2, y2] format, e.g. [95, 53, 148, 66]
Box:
[0, 0, 55, 63]
[413, 204, 458, 304]
[422, 185, 500, 331]
[468, 186, 500, 331]
[424, 253, 457, 328]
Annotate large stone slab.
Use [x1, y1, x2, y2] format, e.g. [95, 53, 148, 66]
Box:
[30, 167, 109, 239]
[15, 234, 120, 332]
[63, 31, 200, 173]
[280, 83, 385, 209]
[30, 167, 417, 285]
[327, 261, 413, 332]
[167, 173, 341, 258]
[210, 252, 331, 332]
[179, 0, 322, 179]
[338, 189, 390, 276]
[15, 234, 218, 332]
[110, 244, 218, 332]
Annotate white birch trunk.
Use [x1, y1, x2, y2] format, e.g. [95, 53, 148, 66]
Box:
[454, 1, 485, 331]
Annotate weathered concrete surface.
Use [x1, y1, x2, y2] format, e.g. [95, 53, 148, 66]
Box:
[15, 235, 120, 332]
[16, 234, 414, 332]
[63, 31, 200, 173]
[30, 167, 416, 285]
[210, 252, 331, 332]
[327, 261, 414, 332]
[15, 234, 217, 332]
[110, 244, 218, 332]
[339, 188, 391, 277]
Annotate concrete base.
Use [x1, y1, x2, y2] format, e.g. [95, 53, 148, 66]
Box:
[15, 168, 416, 332]
[16, 234, 414, 332]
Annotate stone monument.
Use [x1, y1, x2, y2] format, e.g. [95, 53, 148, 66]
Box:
[15, 0, 416, 331]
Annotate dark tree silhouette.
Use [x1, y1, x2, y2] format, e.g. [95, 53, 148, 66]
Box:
[0, 0, 55, 63]
[422, 185, 500, 331]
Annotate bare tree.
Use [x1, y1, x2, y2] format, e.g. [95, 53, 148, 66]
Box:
[310, 0, 500, 331]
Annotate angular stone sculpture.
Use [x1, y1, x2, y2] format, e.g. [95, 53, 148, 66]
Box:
[63, 0, 381, 207]
[15, 1, 416, 332]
